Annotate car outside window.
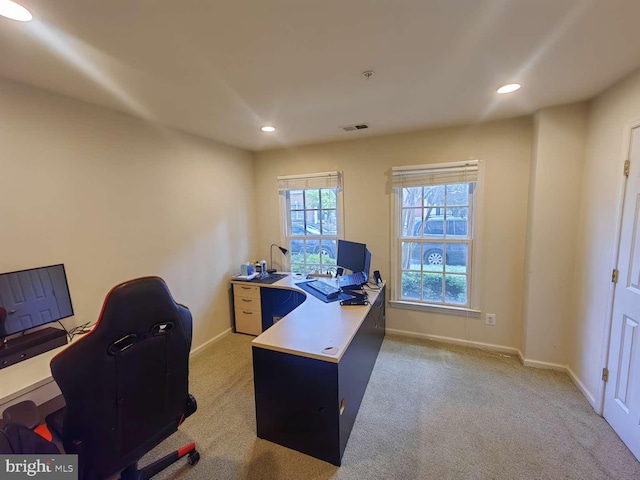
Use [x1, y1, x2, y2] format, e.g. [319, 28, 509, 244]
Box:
[391, 160, 480, 311]
[285, 189, 338, 274]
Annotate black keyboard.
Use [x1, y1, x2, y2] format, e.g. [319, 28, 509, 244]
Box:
[338, 272, 366, 289]
[306, 280, 341, 299]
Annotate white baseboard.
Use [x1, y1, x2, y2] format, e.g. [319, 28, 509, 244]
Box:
[566, 365, 598, 411]
[519, 357, 567, 372]
[389, 330, 599, 413]
[190, 328, 232, 357]
[385, 328, 520, 356]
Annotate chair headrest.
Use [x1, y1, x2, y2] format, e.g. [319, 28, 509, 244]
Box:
[93, 276, 184, 341]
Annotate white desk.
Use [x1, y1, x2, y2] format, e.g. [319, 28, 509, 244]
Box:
[231, 274, 384, 362]
[0, 342, 67, 411]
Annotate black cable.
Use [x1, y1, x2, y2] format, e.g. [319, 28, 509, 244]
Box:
[65, 322, 95, 341]
[57, 320, 71, 342]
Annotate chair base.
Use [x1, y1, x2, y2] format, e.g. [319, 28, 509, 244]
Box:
[121, 442, 199, 480]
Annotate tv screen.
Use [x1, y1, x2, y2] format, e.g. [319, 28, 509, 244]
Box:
[0, 264, 74, 338]
[337, 240, 367, 273]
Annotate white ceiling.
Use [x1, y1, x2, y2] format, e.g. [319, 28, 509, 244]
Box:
[2, 0, 640, 151]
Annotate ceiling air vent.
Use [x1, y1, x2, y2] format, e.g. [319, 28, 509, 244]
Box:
[341, 123, 369, 132]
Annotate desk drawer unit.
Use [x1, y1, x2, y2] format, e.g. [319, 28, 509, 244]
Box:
[233, 284, 262, 335]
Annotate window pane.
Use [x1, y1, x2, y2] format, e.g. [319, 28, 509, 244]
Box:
[305, 190, 320, 209]
[401, 242, 422, 270]
[321, 210, 337, 234]
[423, 185, 445, 207]
[401, 272, 421, 300]
[402, 187, 422, 207]
[320, 240, 337, 263]
[446, 184, 469, 206]
[445, 208, 469, 237]
[445, 274, 467, 304]
[423, 273, 443, 302]
[423, 216, 445, 236]
[445, 244, 468, 273]
[289, 190, 304, 211]
[291, 263, 305, 274]
[401, 209, 423, 236]
[290, 239, 305, 262]
[321, 189, 336, 208]
[423, 242, 445, 267]
[304, 264, 320, 275]
[305, 240, 319, 262]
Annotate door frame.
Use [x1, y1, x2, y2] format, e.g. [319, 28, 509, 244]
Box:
[597, 118, 640, 415]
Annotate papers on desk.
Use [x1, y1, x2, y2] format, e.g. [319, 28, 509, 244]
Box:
[232, 272, 259, 281]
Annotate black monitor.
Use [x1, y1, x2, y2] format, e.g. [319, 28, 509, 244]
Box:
[337, 240, 367, 274]
[0, 264, 74, 339]
[363, 248, 372, 281]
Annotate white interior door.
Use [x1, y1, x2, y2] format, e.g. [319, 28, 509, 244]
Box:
[603, 126, 640, 461]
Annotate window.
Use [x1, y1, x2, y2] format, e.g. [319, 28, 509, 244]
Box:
[391, 161, 480, 311]
[278, 172, 342, 275]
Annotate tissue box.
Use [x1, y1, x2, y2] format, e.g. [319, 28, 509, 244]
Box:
[241, 263, 254, 276]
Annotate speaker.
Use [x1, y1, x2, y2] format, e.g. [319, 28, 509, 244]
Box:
[373, 270, 382, 285]
[0, 327, 68, 369]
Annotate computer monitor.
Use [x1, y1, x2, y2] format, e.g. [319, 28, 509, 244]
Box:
[363, 248, 371, 282]
[337, 240, 367, 274]
[0, 264, 74, 339]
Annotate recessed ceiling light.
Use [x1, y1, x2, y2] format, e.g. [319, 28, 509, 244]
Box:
[0, 0, 33, 22]
[497, 83, 521, 94]
[261, 126, 276, 133]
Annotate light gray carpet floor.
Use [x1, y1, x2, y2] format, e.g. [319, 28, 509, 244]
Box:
[147, 333, 640, 480]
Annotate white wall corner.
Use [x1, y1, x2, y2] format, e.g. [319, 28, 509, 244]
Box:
[190, 328, 232, 357]
[566, 365, 599, 413]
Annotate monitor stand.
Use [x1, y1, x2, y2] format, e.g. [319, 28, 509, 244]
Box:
[0, 327, 68, 369]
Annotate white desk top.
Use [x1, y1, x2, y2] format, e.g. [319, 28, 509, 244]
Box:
[232, 274, 384, 363]
[0, 341, 68, 408]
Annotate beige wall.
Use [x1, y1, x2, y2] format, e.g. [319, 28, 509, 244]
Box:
[254, 118, 533, 350]
[569, 67, 640, 409]
[521, 104, 588, 366]
[0, 79, 255, 351]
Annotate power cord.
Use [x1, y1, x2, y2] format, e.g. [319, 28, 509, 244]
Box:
[58, 321, 95, 341]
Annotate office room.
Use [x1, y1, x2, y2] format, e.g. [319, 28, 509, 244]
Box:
[1, 1, 640, 479]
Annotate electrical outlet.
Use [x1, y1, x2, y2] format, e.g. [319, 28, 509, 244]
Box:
[485, 313, 496, 326]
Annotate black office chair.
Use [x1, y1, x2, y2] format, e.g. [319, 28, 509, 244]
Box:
[47, 276, 199, 480]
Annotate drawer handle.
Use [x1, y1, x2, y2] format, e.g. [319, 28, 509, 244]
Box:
[241, 298, 252, 302]
[242, 311, 253, 315]
[241, 286, 252, 290]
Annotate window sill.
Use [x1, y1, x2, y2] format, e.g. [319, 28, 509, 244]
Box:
[389, 300, 481, 318]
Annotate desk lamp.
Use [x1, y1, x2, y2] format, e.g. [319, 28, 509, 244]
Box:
[268, 244, 288, 274]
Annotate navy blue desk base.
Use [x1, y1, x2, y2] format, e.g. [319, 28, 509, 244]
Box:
[252, 286, 385, 466]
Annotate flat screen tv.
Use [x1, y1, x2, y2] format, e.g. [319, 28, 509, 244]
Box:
[0, 264, 74, 339]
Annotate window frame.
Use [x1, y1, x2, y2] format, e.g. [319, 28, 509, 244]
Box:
[390, 161, 483, 316]
[277, 172, 344, 275]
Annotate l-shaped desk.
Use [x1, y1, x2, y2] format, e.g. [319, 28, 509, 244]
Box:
[231, 274, 386, 466]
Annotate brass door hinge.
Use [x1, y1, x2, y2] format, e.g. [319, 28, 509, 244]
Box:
[624, 159, 630, 177]
[602, 368, 609, 382]
[612, 269, 619, 283]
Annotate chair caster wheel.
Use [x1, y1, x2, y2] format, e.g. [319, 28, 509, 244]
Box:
[188, 450, 200, 465]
